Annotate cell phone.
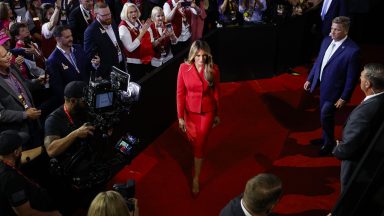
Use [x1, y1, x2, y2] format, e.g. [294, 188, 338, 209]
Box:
[165, 23, 173, 32]
[16, 16, 22, 23]
[181, 1, 191, 7]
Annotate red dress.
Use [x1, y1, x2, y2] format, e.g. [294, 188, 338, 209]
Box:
[176, 63, 220, 158]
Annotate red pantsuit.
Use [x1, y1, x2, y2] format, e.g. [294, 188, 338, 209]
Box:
[177, 63, 220, 158]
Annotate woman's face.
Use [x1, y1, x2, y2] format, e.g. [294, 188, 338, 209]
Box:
[33, 0, 42, 8]
[153, 11, 165, 27]
[127, 6, 138, 23]
[194, 49, 207, 67]
[45, 7, 54, 20]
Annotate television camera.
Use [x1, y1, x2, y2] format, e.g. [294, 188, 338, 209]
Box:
[84, 66, 141, 134]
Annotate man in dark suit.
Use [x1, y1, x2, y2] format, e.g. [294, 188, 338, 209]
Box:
[333, 63, 384, 191]
[84, 2, 126, 79]
[68, 0, 94, 44]
[220, 173, 282, 216]
[46, 25, 97, 106]
[0, 45, 44, 149]
[320, 0, 348, 37]
[304, 16, 360, 156]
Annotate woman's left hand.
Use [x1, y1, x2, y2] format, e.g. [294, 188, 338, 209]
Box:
[212, 116, 220, 128]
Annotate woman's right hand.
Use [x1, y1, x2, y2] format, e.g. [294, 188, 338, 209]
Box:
[178, 118, 186, 132]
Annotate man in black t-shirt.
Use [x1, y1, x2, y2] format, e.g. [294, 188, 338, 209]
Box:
[44, 81, 95, 163]
[0, 130, 61, 216]
[43, 81, 99, 214]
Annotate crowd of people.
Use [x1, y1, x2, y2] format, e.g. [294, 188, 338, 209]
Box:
[0, 0, 383, 215]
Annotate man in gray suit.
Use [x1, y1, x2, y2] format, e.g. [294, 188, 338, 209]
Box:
[333, 63, 384, 191]
[0, 45, 45, 149]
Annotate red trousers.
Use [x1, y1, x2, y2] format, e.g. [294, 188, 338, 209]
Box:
[184, 110, 215, 158]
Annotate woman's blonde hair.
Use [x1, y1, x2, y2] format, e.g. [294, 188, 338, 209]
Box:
[186, 40, 214, 85]
[151, 6, 164, 22]
[120, 3, 141, 22]
[87, 190, 130, 216]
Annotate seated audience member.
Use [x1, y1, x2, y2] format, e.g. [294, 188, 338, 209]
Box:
[0, 45, 46, 149]
[217, 0, 240, 26]
[0, 130, 61, 216]
[220, 173, 282, 216]
[149, 6, 177, 67]
[87, 190, 139, 216]
[24, 0, 43, 43]
[119, 2, 153, 81]
[163, 0, 201, 53]
[84, 2, 126, 79]
[47, 25, 97, 106]
[0, 2, 15, 32]
[10, 22, 45, 79]
[333, 63, 384, 192]
[239, 0, 266, 24]
[68, 0, 94, 45]
[41, 0, 63, 58]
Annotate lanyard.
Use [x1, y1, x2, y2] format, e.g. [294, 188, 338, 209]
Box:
[1, 160, 40, 188]
[63, 105, 74, 125]
[9, 73, 29, 109]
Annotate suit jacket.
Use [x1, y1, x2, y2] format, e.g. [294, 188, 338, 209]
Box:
[176, 63, 220, 118]
[68, 6, 91, 45]
[307, 36, 360, 104]
[84, 20, 125, 78]
[220, 195, 245, 216]
[333, 93, 384, 187]
[0, 66, 39, 140]
[46, 44, 90, 102]
[321, 0, 347, 36]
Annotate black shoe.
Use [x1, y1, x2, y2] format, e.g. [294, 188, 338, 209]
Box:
[318, 144, 335, 156]
[310, 138, 324, 145]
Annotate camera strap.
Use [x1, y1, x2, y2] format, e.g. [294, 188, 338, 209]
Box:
[63, 105, 74, 125]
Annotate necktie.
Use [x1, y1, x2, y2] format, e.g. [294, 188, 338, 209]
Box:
[320, 42, 335, 81]
[67, 52, 80, 73]
[320, 0, 331, 20]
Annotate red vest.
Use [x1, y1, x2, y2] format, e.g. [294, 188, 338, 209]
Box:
[41, 35, 57, 59]
[167, 0, 192, 38]
[150, 23, 171, 59]
[119, 20, 154, 64]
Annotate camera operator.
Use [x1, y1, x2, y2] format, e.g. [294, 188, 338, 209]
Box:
[43, 80, 96, 213]
[0, 130, 61, 216]
[44, 81, 94, 159]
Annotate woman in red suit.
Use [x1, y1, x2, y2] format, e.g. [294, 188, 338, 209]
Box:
[177, 40, 220, 195]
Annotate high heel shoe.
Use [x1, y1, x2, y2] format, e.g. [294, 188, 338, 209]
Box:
[192, 178, 200, 196]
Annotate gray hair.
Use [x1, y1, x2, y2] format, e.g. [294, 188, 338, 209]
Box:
[364, 63, 384, 91]
[332, 16, 351, 32]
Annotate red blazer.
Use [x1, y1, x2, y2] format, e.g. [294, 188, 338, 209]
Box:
[177, 63, 220, 118]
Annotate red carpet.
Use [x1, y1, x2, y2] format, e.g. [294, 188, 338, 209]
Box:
[110, 68, 364, 216]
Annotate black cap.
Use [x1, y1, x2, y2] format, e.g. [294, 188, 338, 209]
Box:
[64, 81, 87, 99]
[0, 130, 26, 155]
